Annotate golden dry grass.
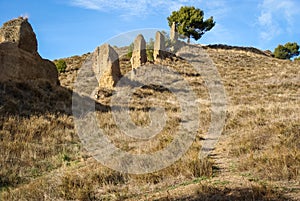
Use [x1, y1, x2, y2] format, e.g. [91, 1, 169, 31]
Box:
[0, 45, 299, 200]
[208, 47, 300, 182]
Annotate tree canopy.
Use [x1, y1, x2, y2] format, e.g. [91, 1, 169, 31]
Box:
[274, 42, 300, 60]
[167, 6, 215, 43]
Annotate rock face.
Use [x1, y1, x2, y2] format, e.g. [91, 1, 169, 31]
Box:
[93, 44, 121, 88]
[131, 34, 147, 69]
[0, 43, 58, 85]
[0, 18, 58, 85]
[153, 31, 166, 61]
[0, 17, 37, 54]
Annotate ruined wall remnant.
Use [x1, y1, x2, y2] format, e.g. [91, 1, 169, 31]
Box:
[0, 17, 37, 53]
[93, 44, 121, 88]
[153, 31, 166, 61]
[170, 22, 179, 52]
[131, 34, 147, 69]
[0, 17, 58, 85]
[170, 22, 178, 42]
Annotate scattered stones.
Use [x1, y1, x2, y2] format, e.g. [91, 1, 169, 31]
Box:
[153, 31, 166, 61]
[0, 18, 58, 85]
[131, 34, 147, 69]
[93, 44, 121, 88]
[0, 17, 37, 54]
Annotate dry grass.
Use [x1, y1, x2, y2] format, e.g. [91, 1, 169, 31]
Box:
[56, 53, 91, 90]
[1, 45, 299, 200]
[208, 48, 300, 183]
[0, 81, 80, 189]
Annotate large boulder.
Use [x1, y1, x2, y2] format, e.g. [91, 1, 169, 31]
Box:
[0, 18, 58, 85]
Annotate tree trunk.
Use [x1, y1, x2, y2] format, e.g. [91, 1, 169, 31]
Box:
[187, 37, 190, 44]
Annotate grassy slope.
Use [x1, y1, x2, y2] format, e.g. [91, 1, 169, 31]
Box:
[0, 45, 299, 200]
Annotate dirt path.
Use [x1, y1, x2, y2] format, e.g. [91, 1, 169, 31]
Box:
[126, 132, 299, 201]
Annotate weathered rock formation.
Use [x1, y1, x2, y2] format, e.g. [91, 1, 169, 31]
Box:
[153, 31, 166, 61]
[93, 44, 121, 88]
[0, 43, 58, 85]
[131, 34, 147, 69]
[0, 17, 58, 85]
[0, 17, 37, 54]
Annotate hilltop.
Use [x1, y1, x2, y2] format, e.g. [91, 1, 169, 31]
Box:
[0, 41, 299, 200]
[0, 16, 299, 201]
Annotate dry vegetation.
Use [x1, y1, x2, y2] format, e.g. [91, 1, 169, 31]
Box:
[56, 53, 91, 90]
[0, 45, 299, 200]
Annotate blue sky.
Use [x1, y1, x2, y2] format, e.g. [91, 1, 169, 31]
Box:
[0, 0, 299, 60]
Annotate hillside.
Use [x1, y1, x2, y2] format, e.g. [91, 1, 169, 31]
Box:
[0, 44, 299, 200]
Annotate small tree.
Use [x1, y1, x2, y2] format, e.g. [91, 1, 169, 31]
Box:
[167, 6, 215, 43]
[274, 42, 300, 60]
[54, 59, 67, 73]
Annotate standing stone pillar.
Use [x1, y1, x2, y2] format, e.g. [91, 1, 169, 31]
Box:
[153, 31, 166, 61]
[170, 22, 178, 42]
[170, 22, 178, 52]
[93, 44, 121, 89]
[131, 34, 147, 69]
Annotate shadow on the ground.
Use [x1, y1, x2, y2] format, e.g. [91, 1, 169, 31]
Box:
[0, 81, 109, 117]
[156, 186, 293, 201]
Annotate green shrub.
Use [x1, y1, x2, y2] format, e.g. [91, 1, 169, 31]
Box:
[126, 43, 134, 58]
[146, 38, 154, 61]
[55, 59, 67, 73]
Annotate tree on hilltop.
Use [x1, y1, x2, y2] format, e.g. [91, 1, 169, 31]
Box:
[167, 6, 215, 43]
[274, 42, 300, 60]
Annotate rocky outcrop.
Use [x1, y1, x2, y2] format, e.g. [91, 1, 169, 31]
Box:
[0, 17, 37, 54]
[0, 17, 58, 85]
[93, 44, 121, 88]
[0, 43, 58, 85]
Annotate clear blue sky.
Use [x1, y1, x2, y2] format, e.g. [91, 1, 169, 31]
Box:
[1, 0, 299, 60]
